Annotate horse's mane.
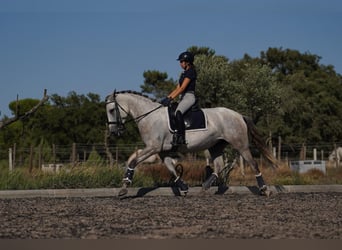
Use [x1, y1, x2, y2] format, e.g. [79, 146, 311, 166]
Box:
[106, 90, 158, 102]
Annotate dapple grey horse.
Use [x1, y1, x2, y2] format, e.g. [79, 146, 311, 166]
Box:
[106, 91, 277, 196]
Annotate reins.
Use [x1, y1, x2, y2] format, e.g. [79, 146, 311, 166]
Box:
[106, 94, 163, 128]
[128, 104, 163, 124]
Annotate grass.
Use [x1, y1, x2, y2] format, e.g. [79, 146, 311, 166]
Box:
[0, 164, 154, 190]
[0, 160, 341, 190]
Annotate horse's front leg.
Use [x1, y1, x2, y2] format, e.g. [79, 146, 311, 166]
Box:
[118, 147, 158, 197]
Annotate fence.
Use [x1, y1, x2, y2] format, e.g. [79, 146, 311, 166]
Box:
[1, 141, 342, 171]
[3, 143, 146, 171]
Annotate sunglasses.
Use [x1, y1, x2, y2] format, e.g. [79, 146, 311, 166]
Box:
[180, 60, 186, 63]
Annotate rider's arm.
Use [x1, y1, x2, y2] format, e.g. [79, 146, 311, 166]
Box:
[168, 77, 191, 99]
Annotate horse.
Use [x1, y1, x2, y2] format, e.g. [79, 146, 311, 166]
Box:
[105, 90, 277, 197]
[328, 147, 342, 167]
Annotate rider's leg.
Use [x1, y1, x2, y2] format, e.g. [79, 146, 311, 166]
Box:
[173, 93, 195, 146]
[172, 110, 186, 146]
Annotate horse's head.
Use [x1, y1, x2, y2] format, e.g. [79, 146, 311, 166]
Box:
[105, 92, 127, 136]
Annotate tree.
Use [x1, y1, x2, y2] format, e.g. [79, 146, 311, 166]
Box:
[0, 89, 49, 130]
[260, 47, 321, 77]
[194, 49, 284, 126]
[257, 47, 342, 143]
[228, 62, 284, 125]
[187, 46, 216, 57]
[36, 92, 107, 144]
[195, 53, 232, 107]
[140, 70, 176, 99]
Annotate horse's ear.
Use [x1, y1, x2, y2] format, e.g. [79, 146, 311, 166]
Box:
[113, 89, 116, 97]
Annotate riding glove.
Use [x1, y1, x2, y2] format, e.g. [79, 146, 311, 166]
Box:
[161, 97, 172, 106]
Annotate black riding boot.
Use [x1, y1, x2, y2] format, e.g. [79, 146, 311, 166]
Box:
[172, 111, 186, 146]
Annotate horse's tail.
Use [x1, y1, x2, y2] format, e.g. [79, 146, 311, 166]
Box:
[243, 116, 278, 168]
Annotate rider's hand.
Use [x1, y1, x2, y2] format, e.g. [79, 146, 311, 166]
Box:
[161, 97, 172, 106]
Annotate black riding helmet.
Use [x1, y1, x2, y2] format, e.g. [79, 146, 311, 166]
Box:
[177, 51, 194, 64]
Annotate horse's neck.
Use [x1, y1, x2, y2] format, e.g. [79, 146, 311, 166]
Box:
[121, 94, 158, 119]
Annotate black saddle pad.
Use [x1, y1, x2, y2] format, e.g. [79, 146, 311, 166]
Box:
[167, 103, 207, 132]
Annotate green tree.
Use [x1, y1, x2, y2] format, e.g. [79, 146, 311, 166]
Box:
[140, 70, 176, 99]
[258, 47, 342, 143]
[5, 92, 107, 147]
[260, 47, 321, 77]
[8, 98, 40, 117]
[187, 46, 216, 57]
[228, 61, 284, 125]
[195, 53, 232, 107]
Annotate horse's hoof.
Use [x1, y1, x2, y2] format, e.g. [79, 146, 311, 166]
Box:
[202, 174, 218, 190]
[264, 189, 272, 197]
[118, 187, 128, 197]
[215, 184, 228, 195]
[259, 186, 272, 197]
[174, 177, 189, 195]
[202, 183, 209, 191]
[180, 190, 188, 196]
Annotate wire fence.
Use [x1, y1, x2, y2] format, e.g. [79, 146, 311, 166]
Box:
[1, 141, 341, 171]
[2, 143, 143, 170]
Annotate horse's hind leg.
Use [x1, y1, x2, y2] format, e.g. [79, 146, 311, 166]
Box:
[160, 154, 188, 195]
[202, 141, 227, 191]
[239, 148, 270, 196]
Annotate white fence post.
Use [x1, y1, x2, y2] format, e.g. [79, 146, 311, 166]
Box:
[9, 148, 13, 171]
[273, 147, 276, 158]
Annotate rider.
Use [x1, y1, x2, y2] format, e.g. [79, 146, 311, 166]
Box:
[161, 51, 197, 146]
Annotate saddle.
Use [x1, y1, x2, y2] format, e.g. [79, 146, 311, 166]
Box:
[167, 100, 207, 132]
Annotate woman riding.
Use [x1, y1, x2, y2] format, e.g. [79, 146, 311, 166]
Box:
[161, 51, 197, 146]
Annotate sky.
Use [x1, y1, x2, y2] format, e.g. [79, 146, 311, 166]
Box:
[1, 0, 341, 117]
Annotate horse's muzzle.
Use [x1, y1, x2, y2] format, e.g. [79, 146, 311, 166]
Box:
[107, 122, 125, 137]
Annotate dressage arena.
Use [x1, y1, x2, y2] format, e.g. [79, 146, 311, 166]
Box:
[0, 186, 342, 239]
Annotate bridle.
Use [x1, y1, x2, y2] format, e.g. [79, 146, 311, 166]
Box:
[106, 95, 126, 135]
[106, 93, 163, 135]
